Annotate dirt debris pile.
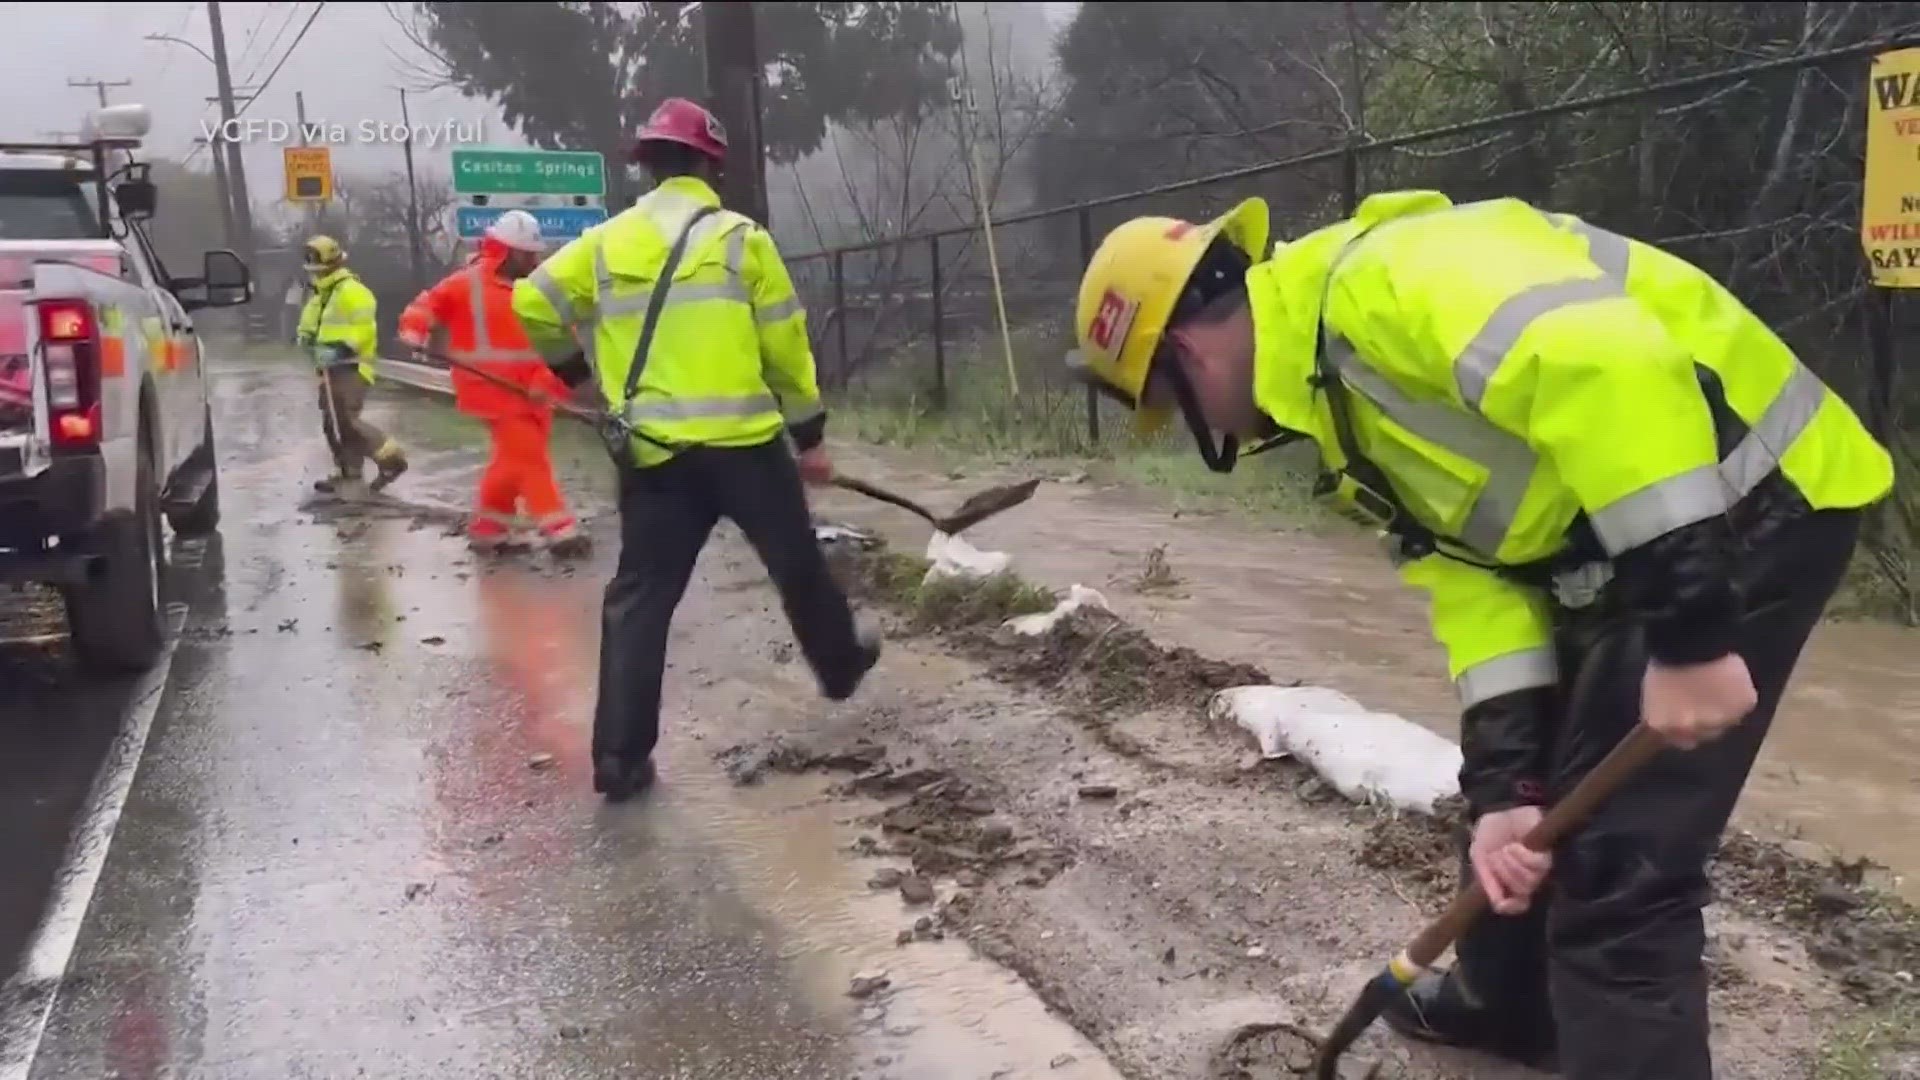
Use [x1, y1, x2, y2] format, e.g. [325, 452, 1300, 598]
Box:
[715, 734, 1073, 888]
[1355, 797, 1470, 907]
[822, 537, 1920, 1053]
[1710, 831, 1920, 1005]
[839, 540, 1269, 726]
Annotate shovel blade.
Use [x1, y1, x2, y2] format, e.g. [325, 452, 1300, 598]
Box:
[934, 478, 1043, 535]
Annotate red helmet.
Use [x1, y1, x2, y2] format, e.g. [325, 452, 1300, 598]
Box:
[633, 97, 727, 164]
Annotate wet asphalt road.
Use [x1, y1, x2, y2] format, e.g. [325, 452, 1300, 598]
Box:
[0, 357, 864, 1079]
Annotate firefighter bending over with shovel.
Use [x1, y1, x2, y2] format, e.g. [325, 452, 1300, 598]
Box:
[1065, 189, 1892, 1077]
[398, 210, 589, 558]
[510, 97, 881, 801]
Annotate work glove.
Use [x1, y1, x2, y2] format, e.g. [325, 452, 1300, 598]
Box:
[310, 342, 355, 368]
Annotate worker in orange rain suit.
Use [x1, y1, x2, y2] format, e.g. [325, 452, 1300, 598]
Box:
[399, 210, 591, 558]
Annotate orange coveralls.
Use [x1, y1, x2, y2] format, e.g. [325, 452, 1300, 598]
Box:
[398, 238, 579, 547]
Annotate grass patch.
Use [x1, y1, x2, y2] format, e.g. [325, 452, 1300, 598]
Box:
[845, 549, 1058, 633]
[1814, 999, 1920, 1080]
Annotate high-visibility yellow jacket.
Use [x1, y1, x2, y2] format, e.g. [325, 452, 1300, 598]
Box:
[1249, 190, 1894, 708]
[509, 175, 823, 468]
[297, 267, 380, 384]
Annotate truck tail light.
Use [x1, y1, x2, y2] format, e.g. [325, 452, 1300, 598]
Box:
[38, 299, 101, 449]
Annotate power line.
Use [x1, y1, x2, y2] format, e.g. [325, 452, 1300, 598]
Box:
[183, 2, 326, 166]
[237, 2, 326, 118]
[153, 3, 199, 82]
[243, 2, 305, 87]
[232, 2, 277, 79]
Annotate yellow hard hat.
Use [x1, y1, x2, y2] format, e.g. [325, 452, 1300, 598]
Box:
[303, 235, 346, 272]
[1066, 197, 1269, 433]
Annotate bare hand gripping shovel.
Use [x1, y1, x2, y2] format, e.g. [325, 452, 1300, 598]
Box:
[397, 347, 1041, 537]
[1309, 722, 1668, 1079]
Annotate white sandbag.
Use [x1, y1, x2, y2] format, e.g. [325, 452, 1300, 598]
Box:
[1004, 584, 1111, 636]
[814, 523, 877, 548]
[924, 531, 1012, 584]
[1209, 685, 1463, 815]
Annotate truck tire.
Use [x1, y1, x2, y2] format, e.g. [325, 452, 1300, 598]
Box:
[66, 441, 167, 678]
[168, 403, 221, 536]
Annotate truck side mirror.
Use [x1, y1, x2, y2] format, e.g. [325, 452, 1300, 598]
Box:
[174, 249, 253, 311]
[114, 177, 158, 219]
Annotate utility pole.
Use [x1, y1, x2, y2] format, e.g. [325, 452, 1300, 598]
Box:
[68, 76, 132, 108]
[194, 135, 240, 251]
[701, 1, 768, 225]
[398, 88, 424, 291]
[206, 0, 257, 269]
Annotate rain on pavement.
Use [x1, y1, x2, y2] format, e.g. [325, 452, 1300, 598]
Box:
[0, 354, 1118, 1080]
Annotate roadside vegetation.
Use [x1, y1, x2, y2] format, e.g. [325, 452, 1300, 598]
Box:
[832, 332, 1920, 627]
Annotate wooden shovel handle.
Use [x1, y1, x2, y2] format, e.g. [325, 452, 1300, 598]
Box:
[1405, 723, 1667, 969]
[830, 475, 939, 525]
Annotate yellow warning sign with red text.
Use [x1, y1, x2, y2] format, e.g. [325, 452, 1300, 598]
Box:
[283, 147, 333, 204]
[1863, 48, 1920, 287]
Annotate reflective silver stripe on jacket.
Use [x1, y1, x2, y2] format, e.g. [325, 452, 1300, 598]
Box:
[1451, 217, 1629, 410]
[1586, 360, 1827, 554]
[589, 192, 753, 320]
[1456, 646, 1559, 708]
[1330, 208, 1829, 559]
[624, 393, 781, 423]
[527, 263, 582, 328]
[1325, 333, 1538, 556]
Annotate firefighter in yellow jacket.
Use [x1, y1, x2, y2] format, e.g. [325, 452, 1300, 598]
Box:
[1066, 190, 1893, 1078]
[296, 235, 408, 494]
[511, 98, 880, 801]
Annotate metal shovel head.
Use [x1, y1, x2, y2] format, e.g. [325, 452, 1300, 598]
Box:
[934, 477, 1042, 535]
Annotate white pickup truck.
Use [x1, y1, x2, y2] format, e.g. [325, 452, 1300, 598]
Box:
[0, 104, 253, 676]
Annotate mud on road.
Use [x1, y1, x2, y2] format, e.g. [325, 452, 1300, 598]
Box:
[704, 533, 1920, 1080]
[12, 356, 1913, 1079]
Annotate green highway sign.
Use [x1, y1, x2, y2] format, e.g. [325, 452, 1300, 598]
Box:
[452, 149, 606, 196]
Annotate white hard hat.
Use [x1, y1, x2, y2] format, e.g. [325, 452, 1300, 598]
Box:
[486, 210, 545, 253]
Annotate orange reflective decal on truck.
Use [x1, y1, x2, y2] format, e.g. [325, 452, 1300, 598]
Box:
[100, 334, 126, 378]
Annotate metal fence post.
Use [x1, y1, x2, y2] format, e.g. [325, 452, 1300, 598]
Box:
[831, 250, 848, 384]
[1077, 205, 1100, 445]
[929, 234, 947, 412]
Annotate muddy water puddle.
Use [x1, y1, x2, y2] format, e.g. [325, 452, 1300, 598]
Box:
[661, 766, 1123, 1080]
[831, 448, 1920, 901]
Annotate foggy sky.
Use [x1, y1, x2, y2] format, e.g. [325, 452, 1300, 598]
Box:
[2, 2, 1075, 237]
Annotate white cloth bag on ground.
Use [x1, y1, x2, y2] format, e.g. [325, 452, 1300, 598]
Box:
[1209, 685, 1463, 814]
[1004, 584, 1111, 636]
[924, 531, 1012, 583]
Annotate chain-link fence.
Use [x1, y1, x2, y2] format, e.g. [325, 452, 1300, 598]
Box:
[789, 36, 1918, 459]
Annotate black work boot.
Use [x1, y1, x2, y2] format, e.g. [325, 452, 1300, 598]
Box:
[593, 754, 656, 803]
[1381, 969, 1561, 1073]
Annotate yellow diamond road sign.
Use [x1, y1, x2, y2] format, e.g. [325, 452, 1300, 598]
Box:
[283, 146, 332, 204]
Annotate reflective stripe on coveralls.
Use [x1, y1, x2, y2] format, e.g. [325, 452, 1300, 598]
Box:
[1317, 204, 1838, 707]
[450, 269, 548, 366]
